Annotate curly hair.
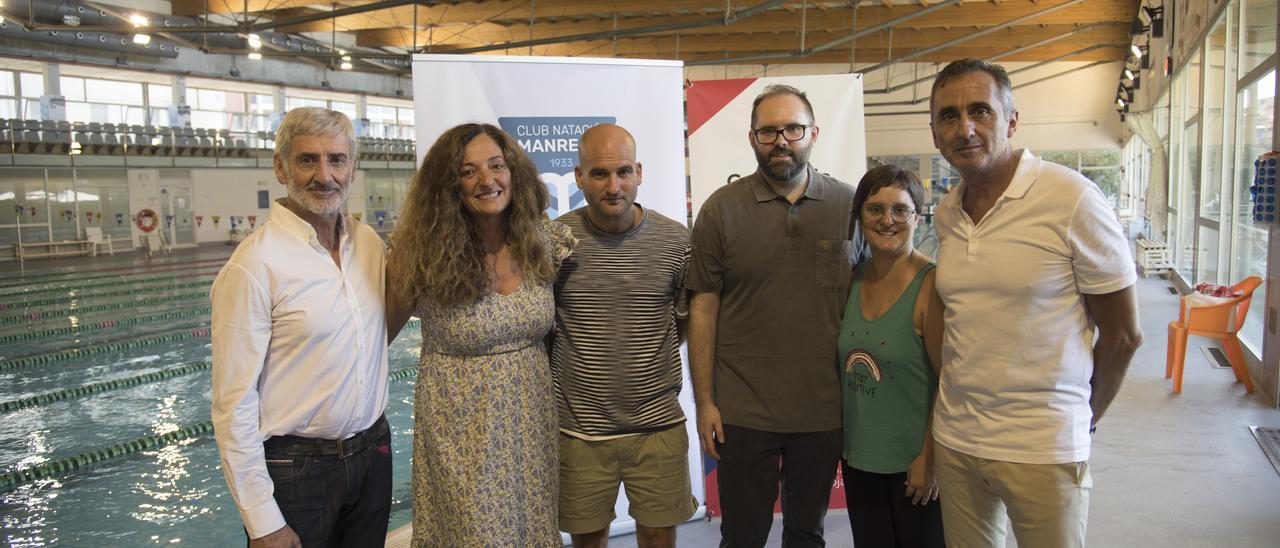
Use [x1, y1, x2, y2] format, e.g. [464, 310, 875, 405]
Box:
[391, 123, 554, 310]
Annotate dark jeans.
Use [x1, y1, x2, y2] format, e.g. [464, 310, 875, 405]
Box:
[716, 425, 842, 548]
[253, 415, 392, 548]
[842, 461, 946, 548]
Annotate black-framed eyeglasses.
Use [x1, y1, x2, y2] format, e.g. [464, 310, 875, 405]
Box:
[752, 124, 809, 144]
[862, 204, 917, 223]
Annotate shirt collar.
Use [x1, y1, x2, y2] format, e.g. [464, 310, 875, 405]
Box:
[749, 165, 826, 203]
[940, 148, 1039, 212]
[269, 198, 350, 242]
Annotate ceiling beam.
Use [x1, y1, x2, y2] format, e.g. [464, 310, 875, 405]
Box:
[326, 0, 1132, 33]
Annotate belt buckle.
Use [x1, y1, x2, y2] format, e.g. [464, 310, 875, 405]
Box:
[336, 434, 361, 459]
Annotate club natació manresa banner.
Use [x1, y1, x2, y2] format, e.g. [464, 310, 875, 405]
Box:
[686, 73, 867, 516]
[411, 54, 700, 534]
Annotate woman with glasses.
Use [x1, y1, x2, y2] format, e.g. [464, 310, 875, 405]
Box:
[838, 164, 946, 547]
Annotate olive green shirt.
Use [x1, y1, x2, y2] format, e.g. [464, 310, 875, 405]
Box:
[687, 166, 862, 432]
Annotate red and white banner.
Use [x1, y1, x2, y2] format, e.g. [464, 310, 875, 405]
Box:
[687, 74, 867, 220]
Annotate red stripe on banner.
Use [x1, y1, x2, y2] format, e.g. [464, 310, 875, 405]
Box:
[686, 78, 756, 136]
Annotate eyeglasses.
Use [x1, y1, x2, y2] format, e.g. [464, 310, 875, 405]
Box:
[862, 204, 916, 223]
[752, 124, 810, 145]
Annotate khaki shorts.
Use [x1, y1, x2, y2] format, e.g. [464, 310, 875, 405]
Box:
[558, 423, 697, 534]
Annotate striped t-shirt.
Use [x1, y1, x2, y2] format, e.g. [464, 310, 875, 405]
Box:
[552, 206, 690, 439]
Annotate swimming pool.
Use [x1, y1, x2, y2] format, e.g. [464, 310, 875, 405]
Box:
[0, 256, 423, 546]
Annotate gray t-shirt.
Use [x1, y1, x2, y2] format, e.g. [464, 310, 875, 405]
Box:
[552, 206, 691, 437]
[686, 167, 861, 432]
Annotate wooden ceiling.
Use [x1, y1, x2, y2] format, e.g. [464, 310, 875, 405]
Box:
[170, 0, 1142, 68]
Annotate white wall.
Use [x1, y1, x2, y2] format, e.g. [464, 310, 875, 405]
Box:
[687, 60, 1128, 157]
[187, 168, 368, 244]
[863, 61, 1128, 156]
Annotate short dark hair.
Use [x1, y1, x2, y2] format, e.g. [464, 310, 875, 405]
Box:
[852, 164, 926, 221]
[930, 58, 1016, 117]
[750, 84, 816, 128]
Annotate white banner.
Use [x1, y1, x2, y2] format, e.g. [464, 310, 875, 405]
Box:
[687, 74, 867, 220]
[411, 54, 701, 536]
[412, 55, 688, 222]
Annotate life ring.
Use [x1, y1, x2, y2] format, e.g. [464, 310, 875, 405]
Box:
[135, 209, 159, 233]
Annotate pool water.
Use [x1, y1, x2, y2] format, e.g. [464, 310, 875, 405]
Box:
[0, 261, 425, 547]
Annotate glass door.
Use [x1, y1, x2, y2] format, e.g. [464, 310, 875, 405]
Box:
[158, 170, 196, 248]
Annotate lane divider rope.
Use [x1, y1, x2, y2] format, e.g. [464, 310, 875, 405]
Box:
[0, 319, 422, 408]
[0, 269, 219, 301]
[0, 292, 210, 326]
[0, 421, 216, 491]
[0, 306, 212, 344]
[0, 359, 423, 491]
[0, 257, 228, 287]
[0, 326, 211, 372]
[0, 361, 213, 414]
[0, 279, 213, 310]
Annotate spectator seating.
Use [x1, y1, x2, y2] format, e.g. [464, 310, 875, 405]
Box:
[1, 118, 415, 161]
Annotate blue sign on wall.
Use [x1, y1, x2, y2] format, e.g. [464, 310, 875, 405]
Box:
[258, 190, 270, 209]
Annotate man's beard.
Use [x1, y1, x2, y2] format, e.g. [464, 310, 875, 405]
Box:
[756, 148, 808, 182]
[287, 177, 348, 216]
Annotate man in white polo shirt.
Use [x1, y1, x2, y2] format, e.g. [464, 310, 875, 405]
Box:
[928, 59, 1143, 548]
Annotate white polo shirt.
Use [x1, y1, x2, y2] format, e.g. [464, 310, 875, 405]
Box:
[933, 149, 1136, 464]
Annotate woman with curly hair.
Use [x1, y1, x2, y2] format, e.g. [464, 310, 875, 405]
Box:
[387, 123, 574, 547]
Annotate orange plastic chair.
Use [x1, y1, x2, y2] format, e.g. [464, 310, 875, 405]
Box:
[1165, 275, 1263, 394]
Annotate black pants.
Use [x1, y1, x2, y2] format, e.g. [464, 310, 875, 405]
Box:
[842, 461, 946, 548]
[716, 425, 842, 548]
[254, 416, 393, 548]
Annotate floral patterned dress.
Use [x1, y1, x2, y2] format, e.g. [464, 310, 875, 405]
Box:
[412, 220, 574, 547]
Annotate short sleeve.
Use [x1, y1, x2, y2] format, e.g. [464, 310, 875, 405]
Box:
[540, 217, 577, 269]
[673, 239, 691, 318]
[686, 202, 724, 293]
[1069, 184, 1137, 295]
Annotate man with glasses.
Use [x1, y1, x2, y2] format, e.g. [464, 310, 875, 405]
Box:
[928, 59, 1142, 548]
[687, 84, 863, 546]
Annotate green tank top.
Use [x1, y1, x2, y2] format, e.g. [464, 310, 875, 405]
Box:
[838, 262, 937, 473]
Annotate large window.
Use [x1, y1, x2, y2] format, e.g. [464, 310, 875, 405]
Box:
[1233, 69, 1274, 352]
[0, 70, 16, 120]
[1039, 150, 1123, 205]
[18, 72, 42, 119]
[149, 84, 172, 127]
[61, 76, 146, 126]
[190, 88, 249, 130]
[1241, 0, 1277, 75]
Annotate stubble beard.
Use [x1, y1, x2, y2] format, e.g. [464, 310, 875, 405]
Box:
[287, 176, 348, 216]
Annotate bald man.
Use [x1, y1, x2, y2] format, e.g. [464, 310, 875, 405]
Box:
[550, 124, 696, 548]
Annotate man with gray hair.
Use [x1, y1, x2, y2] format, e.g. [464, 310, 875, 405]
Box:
[211, 107, 391, 548]
[928, 58, 1142, 548]
[687, 84, 862, 545]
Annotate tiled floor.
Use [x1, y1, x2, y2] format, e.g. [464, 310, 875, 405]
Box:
[609, 275, 1280, 547]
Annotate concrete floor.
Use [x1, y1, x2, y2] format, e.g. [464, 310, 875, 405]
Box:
[610, 275, 1280, 547]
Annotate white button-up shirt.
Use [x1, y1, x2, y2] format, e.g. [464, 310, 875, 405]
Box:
[210, 199, 388, 538]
